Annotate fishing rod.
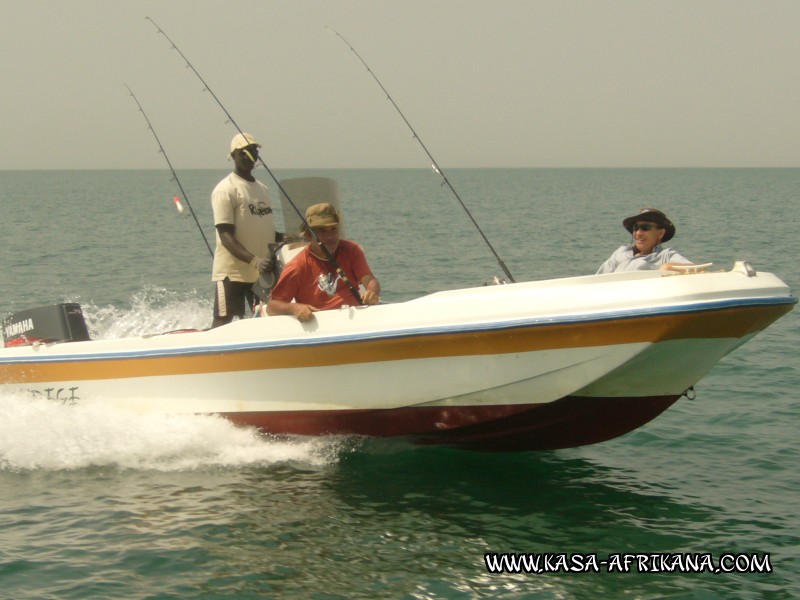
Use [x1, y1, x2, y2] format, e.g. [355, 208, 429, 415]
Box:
[327, 28, 516, 284]
[146, 17, 364, 305]
[125, 84, 214, 258]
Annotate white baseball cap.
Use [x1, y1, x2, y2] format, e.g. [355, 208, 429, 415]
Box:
[229, 132, 261, 158]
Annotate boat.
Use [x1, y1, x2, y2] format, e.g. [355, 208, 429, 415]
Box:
[1, 258, 795, 451]
[46, 34, 787, 451]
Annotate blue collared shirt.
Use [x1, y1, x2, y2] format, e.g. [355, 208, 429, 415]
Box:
[596, 244, 691, 274]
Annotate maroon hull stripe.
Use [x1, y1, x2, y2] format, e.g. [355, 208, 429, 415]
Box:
[222, 394, 680, 452]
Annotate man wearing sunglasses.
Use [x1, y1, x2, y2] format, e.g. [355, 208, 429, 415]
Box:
[210, 132, 279, 328]
[596, 208, 693, 274]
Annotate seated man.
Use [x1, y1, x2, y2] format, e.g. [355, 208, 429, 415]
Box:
[596, 208, 693, 274]
[266, 203, 380, 322]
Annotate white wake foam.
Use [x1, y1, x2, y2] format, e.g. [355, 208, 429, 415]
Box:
[0, 393, 344, 472]
[1, 286, 355, 472]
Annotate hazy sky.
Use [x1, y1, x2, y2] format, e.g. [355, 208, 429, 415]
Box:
[2, 0, 799, 169]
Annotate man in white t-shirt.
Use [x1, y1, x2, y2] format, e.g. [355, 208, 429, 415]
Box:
[210, 132, 277, 328]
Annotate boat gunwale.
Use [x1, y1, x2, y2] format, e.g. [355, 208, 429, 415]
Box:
[1, 294, 794, 366]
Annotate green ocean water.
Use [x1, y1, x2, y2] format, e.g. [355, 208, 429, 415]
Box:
[1, 168, 798, 598]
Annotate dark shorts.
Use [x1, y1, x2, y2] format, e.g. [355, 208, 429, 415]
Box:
[213, 277, 256, 320]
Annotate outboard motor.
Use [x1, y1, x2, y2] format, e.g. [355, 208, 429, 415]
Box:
[2, 303, 90, 347]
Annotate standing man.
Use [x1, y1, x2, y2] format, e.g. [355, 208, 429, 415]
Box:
[211, 132, 277, 328]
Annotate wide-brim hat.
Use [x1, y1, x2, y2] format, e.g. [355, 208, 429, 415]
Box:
[303, 202, 341, 230]
[622, 208, 675, 243]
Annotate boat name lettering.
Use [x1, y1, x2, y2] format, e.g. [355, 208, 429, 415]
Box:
[4, 318, 34, 339]
[29, 386, 80, 406]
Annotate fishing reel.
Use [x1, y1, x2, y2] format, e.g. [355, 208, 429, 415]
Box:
[484, 276, 508, 286]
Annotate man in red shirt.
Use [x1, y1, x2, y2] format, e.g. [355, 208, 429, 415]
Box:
[267, 203, 381, 322]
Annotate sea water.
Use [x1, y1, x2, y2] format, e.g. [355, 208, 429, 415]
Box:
[1, 168, 798, 598]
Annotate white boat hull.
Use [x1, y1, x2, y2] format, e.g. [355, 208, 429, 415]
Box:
[1, 265, 795, 451]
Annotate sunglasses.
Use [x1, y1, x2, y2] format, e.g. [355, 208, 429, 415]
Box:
[238, 145, 259, 160]
[632, 222, 661, 232]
